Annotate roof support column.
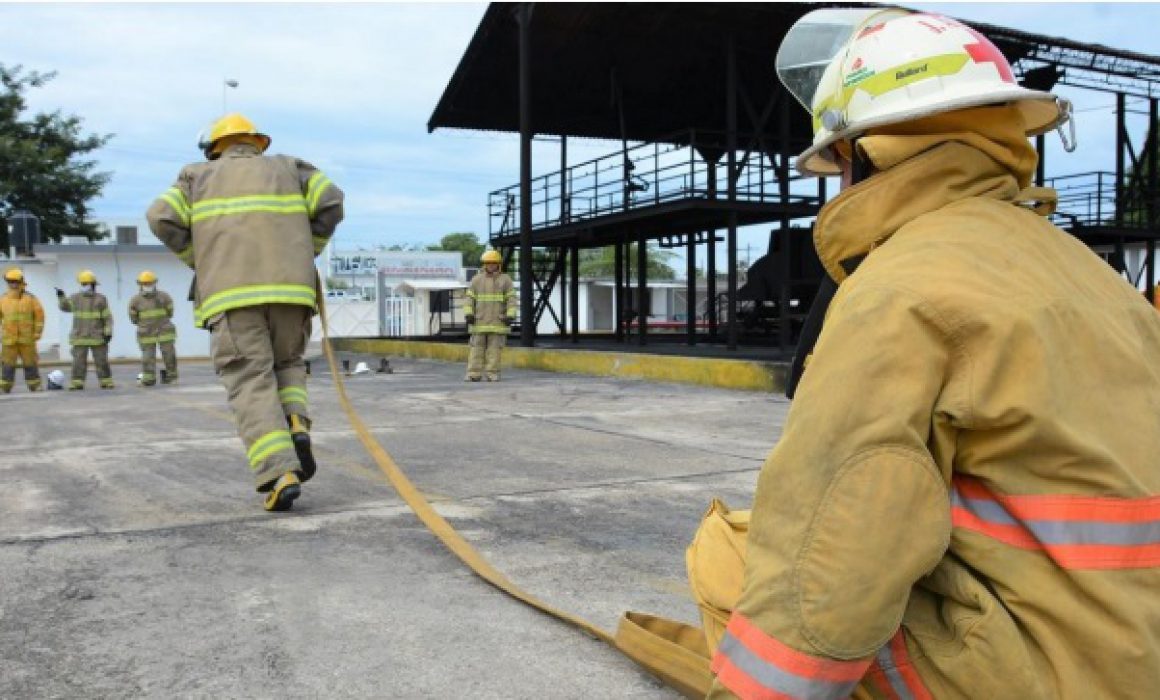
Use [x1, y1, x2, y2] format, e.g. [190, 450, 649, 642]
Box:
[518, 2, 535, 347]
[726, 35, 739, 350]
[777, 94, 792, 351]
[1116, 92, 1126, 231]
[614, 241, 624, 342]
[1148, 97, 1158, 303]
[637, 236, 648, 346]
[686, 232, 696, 345]
[1035, 134, 1046, 187]
[707, 165, 717, 339]
[570, 242, 580, 342]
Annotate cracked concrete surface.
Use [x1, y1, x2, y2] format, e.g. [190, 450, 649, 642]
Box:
[0, 355, 788, 698]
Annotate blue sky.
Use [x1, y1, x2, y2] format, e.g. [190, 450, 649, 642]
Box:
[4, 2, 1159, 268]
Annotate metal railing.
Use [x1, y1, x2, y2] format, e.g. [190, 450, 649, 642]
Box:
[1047, 171, 1158, 230]
[488, 130, 822, 240]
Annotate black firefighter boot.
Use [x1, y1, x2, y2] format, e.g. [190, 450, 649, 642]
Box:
[288, 414, 317, 482]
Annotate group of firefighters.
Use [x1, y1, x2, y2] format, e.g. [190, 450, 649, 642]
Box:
[3, 7, 1159, 695]
[1, 267, 178, 392]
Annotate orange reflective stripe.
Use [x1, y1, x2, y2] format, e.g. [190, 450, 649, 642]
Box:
[711, 613, 871, 699]
[952, 476, 1160, 570]
[864, 630, 933, 700]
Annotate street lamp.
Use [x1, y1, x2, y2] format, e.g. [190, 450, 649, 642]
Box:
[222, 78, 239, 113]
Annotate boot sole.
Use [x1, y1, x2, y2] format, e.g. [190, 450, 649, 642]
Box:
[293, 432, 317, 483]
[265, 483, 301, 512]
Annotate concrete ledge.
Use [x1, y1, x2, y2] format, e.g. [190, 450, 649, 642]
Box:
[333, 337, 787, 393]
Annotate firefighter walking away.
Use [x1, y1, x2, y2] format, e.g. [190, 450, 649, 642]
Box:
[147, 113, 343, 512]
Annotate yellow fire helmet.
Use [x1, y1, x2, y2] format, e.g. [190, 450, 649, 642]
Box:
[4, 267, 23, 283]
[197, 112, 271, 161]
[481, 249, 502, 265]
[137, 270, 158, 285]
[77, 269, 97, 285]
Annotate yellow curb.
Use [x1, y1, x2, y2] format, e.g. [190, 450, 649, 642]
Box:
[332, 338, 787, 393]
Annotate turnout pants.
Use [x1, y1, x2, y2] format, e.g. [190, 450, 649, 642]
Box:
[210, 304, 311, 490]
[140, 341, 179, 385]
[466, 332, 507, 380]
[70, 343, 112, 388]
[1, 343, 40, 392]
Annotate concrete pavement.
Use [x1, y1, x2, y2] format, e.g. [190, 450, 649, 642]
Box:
[0, 356, 789, 698]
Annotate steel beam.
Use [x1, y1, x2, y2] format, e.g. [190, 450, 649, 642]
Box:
[726, 36, 739, 350]
[518, 2, 535, 346]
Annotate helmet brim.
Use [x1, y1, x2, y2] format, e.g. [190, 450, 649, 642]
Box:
[795, 89, 1063, 177]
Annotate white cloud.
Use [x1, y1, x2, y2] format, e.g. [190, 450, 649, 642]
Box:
[3, 2, 1158, 251]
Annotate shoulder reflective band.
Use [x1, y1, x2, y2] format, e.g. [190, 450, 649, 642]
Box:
[159, 187, 191, 226]
[191, 194, 308, 223]
[305, 171, 334, 217]
[194, 284, 316, 326]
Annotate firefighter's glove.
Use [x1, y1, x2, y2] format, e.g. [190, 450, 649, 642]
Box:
[55, 288, 65, 298]
[103, 334, 112, 344]
[465, 314, 475, 325]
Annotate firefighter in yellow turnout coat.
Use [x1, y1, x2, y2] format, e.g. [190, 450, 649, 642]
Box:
[463, 249, 516, 382]
[146, 113, 343, 511]
[709, 10, 1160, 700]
[128, 270, 178, 386]
[58, 270, 114, 390]
[1, 267, 45, 392]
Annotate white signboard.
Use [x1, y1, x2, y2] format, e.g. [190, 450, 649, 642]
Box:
[330, 251, 461, 280]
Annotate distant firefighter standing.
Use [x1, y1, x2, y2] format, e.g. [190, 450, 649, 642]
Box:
[128, 270, 178, 386]
[57, 269, 114, 390]
[463, 249, 516, 382]
[1, 267, 45, 393]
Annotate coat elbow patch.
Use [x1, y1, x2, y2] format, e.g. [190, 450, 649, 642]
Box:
[796, 446, 950, 659]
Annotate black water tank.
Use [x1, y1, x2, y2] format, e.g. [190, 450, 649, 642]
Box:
[8, 210, 40, 255]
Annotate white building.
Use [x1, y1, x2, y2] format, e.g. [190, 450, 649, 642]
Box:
[6, 243, 208, 360]
[323, 249, 467, 337]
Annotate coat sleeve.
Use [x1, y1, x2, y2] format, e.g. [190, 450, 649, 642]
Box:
[59, 294, 73, 313]
[32, 296, 44, 340]
[163, 292, 174, 318]
[297, 159, 344, 256]
[146, 169, 196, 268]
[709, 283, 956, 700]
[463, 277, 478, 317]
[128, 296, 139, 325]
[101, 297, 113, 336]
[504, 276, 517, 320]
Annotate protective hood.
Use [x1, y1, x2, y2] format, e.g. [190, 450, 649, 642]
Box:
[858, 103, 1038, 188]
[814, 104, 1040, 284]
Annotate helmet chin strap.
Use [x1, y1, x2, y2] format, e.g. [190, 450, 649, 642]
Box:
[786, 137, 870, 400]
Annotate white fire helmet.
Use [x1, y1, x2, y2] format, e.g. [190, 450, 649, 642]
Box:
[46, 370, 66, 390]
[776, 9, 1074, 176]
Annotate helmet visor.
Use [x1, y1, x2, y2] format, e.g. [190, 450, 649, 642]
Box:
[776, 8, 905, 113]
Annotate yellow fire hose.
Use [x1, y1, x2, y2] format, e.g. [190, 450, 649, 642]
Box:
[318, 299, 712, 697]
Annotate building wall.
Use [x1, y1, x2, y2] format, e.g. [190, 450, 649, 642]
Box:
[15, 247, 209, 360]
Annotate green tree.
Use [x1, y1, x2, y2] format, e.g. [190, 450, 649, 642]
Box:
[427, 231, 485, 267]
[578, 243, 677, 280]
[0, 65, 112, 244]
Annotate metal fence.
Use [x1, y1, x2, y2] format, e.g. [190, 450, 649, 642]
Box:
[1047, 171, 1157, 230]
[488, 130, 820, 240]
